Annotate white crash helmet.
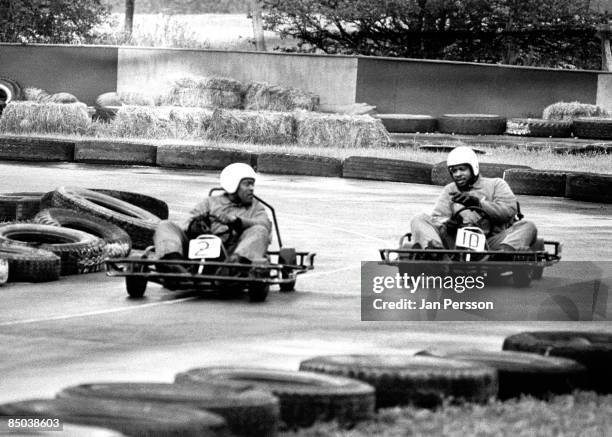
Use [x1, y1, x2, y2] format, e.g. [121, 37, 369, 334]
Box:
[447, 146, 480, 177]
[220, 163, 257, 194]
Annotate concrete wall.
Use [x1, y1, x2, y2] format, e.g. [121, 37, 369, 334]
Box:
[117, 48, 358, 107]
[0, 44, 118, 105]
[356, 57, 606, 117]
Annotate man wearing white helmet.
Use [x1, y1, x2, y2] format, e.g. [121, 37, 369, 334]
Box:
[409, 146, 536, 252]
[153, 163, 271, 271]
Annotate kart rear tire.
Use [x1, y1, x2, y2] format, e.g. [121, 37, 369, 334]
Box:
[513, 266, 532, 287]
[531, 238, 545, 280]
[126, 272, 147, 298]
[278, 248, 297, 292]
[248, 282, 269, 303]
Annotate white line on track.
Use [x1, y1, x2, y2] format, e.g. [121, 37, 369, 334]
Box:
[303, 265, 359, 277]
[0, 297, 197, 327]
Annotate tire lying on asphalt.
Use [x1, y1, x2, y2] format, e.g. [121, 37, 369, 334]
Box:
[42, 187, 161, 249]
[59, 382, 279, 437]
[431, 162, 532, 186]
[0, 223, 106, 275]
[175, 367, 375, 429]
[565, 173, 612, 204]
[438, 114, 507, 135]
[90, 188, 169, 220]
[503, 331, 612, 393]
[0, 245, 60, 282]
[503, 169, 567, 197]
[0, 398, 229, 437]
[299, 354, 498, 408]
[33, 208, 131, 258]
[506, 118, 573, 137]
[375, 114, 437, 133]
[0, 192, 46, 221]
[573, 117, 612, 140]
[442, 350, 587, 399]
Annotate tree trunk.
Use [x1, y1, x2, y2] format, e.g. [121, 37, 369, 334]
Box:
[250, 0, 267, 51]
[124, 0, 135, 37]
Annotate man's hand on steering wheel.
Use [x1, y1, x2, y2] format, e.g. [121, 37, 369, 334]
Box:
[451, 192, 481, 208]
[217, 213, 242, 231]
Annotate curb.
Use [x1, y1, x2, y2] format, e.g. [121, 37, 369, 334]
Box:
[0, 136, 74, 161]
[343, 156, 432, 184]
[156, 144, 256, 170]
[75, 139, 157, 165]
[565, 173, 612, 203]
[503, 169, 567, 197]
[257, 153, 343, 177]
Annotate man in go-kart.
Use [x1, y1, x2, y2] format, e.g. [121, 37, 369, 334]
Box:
[153, 163, 271, 274]
[407, 146, 536, 256]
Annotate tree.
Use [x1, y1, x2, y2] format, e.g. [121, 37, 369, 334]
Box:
[0, 0, 109, 43]
[250, 0, 267, 51]
[261, 0, 609, 69]
[124, 0, 135, 37]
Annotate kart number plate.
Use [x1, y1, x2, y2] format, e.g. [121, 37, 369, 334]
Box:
[188, 235, 221, 259]
[455, 228, 486, 251]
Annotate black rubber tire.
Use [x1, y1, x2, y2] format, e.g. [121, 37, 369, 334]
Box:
[256, 153, 343, 178]
[565, 173, 612, 203]
[0, 77, 23, 103]
[299, 355, 497, 409]
[431, 161, 532, 186]
[502, 331, 612, 393]
[573, 117, 612, 140]
[438, 114, 507, 135]
[375, 114, 437, 133]
[343, 157, 432, 184]
[512, 266, 533, 287]
[417, 145, 486, 155]
[503, 169, 567, 197]
[248, 282, 269, 303]
[531, 238, 545, 279]
[0, 245, 60, 282]
[0, 223, 106, 275]
[444, 350, 586, 399]
[59, 382, 280, 437]
[43, 187, 160, 249]
[506, 118, 573, 138]
[175, 367, 375, 429]
[0, 192, 46, 221]
[126, 273, 147, 298]
[0, 397, 229, 437]
[157, 145, 256, 170]
[278, 248, 297, 292]
[90, 189, 169, 220]
[33, 208, 131, 259]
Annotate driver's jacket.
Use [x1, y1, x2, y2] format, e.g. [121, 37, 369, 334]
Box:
[182, 193, 272, 238]
[431, 176, 517, 236]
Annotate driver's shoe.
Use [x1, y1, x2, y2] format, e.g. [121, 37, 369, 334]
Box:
[156, 252, 189, 289]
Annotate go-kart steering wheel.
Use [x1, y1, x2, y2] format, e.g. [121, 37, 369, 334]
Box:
[451, 206, 491, 225]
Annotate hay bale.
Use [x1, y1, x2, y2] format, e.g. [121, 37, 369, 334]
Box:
[91, 105, 213, 139]
[23, 87, 51, 103]
[161, 76, 244, 109]
[0, 101, 90, 135]
[295, 112, 391, 148]
[48, 92, 79, 104]
[118, 91, 156, 106]
[243, 81, 319, 111]
[206, 108, 295, 144]
[543, 101, 610, 120]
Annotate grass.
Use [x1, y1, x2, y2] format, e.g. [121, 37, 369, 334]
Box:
[279, 392, 612, 437]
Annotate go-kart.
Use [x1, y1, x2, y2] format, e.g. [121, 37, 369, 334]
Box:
[379, 204, 561, 287]
[105, 190, 315, 302]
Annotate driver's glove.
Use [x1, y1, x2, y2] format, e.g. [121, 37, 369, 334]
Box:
[227, 216, 243, 231]
[444, 217, 462, 233]
[186, 214, 211, 238]
[451, 192, 481, 207]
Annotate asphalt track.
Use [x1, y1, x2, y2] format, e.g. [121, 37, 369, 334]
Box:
[0, 161, 611, 403]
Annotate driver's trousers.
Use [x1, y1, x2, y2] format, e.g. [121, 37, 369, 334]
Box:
[153, 220, 270, 262]
[409, 213, 537, 250]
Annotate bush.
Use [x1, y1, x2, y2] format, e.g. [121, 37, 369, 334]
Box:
[542, 102, 610, 120]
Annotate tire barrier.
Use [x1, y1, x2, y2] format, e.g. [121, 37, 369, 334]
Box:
[257, 153, 342, 177]
[157, 144, 256, 170]
[573, 118, 612, 140]
[565, 173, 612, 203]
[299, 355, 497, 408]
[375, 114, 437, 133]
[431, 161, 532, 186]
[0, 223, 106, 275]
[0, 192, 46, 221]
[33, 208, 132, 259]
[506, 118, 572, 138]
[0, 136, 74, 162]
[42, 187, 160, 250]
[75, 140, 157, 166]
[0, 398, 229, 437]
[0, 77, 23, 103]
[417, 145, 486, 155]
[438, 114, 507, 135]
[90, 189, 169, 220]
[0, 245, 60, 283]
[175, 367, 375, 429]
[503, 331, 612, 393]
[442, 350, 587, 399]
[343, 156, 432, 184]
[59, 382, 279, 437]
[503, 169, 567, 197]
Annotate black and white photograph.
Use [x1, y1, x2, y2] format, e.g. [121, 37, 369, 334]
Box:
[0, 0, 611, 435]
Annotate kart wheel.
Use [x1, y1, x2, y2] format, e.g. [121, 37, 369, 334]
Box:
[279, 279, 296, 293]
[531, 238, 545, 280]
[126, 274, 147, 298]
[513, 266, 532, 287]
[278, 248, 297, 293]
[248, 282, 269, 303]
